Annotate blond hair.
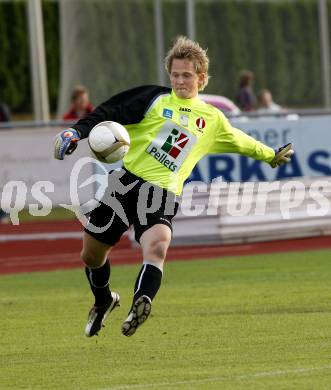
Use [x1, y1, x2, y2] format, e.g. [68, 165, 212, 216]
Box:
[164, 36, 209, 91]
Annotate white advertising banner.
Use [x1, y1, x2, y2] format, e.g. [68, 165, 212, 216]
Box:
[188, 115, 331, 183]
[0, 126, 95, 209]
[0, 115, 330, 212]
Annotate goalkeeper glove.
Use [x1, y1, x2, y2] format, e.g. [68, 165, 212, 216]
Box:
[54, 129, 80, 160]
[270, 143, 294, 168]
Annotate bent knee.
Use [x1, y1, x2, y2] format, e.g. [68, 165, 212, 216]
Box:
[146, 239, 169, 261]
[81, 248, 108, 267]
[81, 232, 112, 267]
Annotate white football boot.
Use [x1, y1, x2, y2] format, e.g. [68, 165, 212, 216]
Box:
[121, 295, 152, 337]
[85, 291, 120, 337]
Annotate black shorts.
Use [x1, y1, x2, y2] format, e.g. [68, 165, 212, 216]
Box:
[84, 168, 179, 246]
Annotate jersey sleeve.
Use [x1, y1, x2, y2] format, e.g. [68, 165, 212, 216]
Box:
[208, 111, 275, 163]
[72, 85, 171, 139]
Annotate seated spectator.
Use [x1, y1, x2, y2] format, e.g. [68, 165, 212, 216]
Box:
[63, 85, 94, 120]
[0, 102, 11, 122]
[235, 70, 256, 111]
[256, 89, 283, 114]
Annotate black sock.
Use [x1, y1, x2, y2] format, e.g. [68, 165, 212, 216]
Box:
[133, 263, 162, 305]
[85, 259, 111, 306]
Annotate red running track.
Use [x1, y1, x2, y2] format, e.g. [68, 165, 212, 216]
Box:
[0, 220, 331, 275]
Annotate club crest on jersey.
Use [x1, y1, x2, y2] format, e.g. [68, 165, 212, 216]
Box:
[162, 108, 173, 119]
[196, 117, 206, 131]
[146, 121, 196, 172]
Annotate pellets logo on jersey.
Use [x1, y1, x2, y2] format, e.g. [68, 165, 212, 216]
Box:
[196, 117, 206, 131]
[146, 121, 197, 173]
[161, 129, 189, 158]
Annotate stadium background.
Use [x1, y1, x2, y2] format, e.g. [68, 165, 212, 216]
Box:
[0, 0, 329, 116]
[1, 1, 331, 389]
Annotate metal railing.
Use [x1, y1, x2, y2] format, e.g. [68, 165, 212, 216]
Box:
[2, 108, 331, 131]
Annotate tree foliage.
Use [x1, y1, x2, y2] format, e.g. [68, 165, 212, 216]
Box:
[0, 0, 326, 113]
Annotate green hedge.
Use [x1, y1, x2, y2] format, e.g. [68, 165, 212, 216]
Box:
[0, 1, 30, 112]
[43, 0, 59, 111]
[0, 0, 328, 113]
[0, 0, 59, 113]
[195, 0, 322, 106]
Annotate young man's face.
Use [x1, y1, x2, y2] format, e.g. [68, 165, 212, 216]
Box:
[170, 58, 205, 99]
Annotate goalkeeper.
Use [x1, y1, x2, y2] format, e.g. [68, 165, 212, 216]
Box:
[54, 36, 294, 338]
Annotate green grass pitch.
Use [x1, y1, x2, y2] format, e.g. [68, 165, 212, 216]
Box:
[1, 249, 331, 389]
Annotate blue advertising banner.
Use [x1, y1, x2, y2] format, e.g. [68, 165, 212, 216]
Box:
[188, 116, 331, 183]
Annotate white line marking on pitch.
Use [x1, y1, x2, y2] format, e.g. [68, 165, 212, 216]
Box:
[99, 365, 331, 390]
[0, 231, 82, 242]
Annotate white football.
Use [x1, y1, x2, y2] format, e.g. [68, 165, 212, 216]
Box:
[88, 121, 130, 163]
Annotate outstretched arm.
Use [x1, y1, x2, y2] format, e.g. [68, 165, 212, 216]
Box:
[209, 112, 294, 167]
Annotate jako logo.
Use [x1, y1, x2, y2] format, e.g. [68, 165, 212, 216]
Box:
[161, 129, 189, 158]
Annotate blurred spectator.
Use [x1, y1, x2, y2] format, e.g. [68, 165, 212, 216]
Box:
[0, 102, 11, 122]
[235, 70, 256, 111]
[63, 85, 94, 120]
[256, 89, 283, 114]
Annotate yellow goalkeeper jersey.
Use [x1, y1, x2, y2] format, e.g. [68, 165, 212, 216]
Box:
[74, 85, 275, 194]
